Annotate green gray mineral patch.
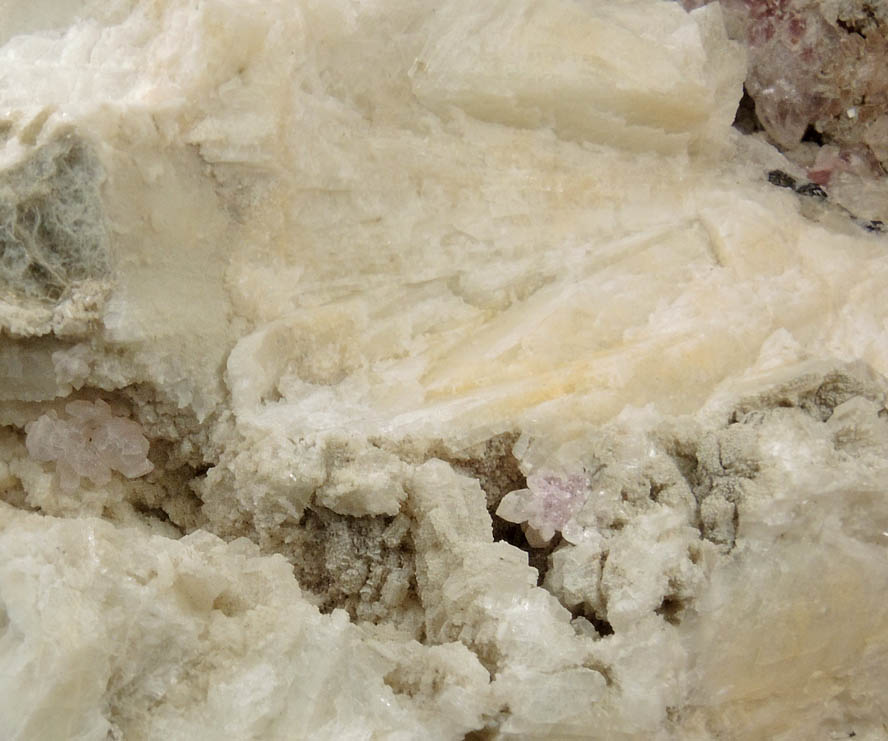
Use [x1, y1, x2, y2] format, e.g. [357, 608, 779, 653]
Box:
[0, 132, 109, 306]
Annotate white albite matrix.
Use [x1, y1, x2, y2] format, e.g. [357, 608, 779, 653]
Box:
[0, 0, 885, 739]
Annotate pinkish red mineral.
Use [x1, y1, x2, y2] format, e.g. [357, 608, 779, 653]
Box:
[808, 144, 883, 185]
[679, 0, 888, 175]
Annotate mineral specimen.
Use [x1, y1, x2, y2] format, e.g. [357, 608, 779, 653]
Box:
[681, 0, 888, 222]
[0, 0, 885, 739]
[25, 398, 153, 492]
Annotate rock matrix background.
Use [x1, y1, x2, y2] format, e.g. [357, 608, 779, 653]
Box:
[0, 1, 885, 739]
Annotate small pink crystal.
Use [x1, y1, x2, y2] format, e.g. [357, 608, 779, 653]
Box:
[25, 399, 153, 492]
[497, 472, 589, 545]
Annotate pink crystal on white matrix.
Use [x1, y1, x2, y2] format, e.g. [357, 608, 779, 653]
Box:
[496, 472, 590, 546]
[25, 399, 153, 492]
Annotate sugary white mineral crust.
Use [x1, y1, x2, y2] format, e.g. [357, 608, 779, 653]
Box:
[0, 1, 886, 739]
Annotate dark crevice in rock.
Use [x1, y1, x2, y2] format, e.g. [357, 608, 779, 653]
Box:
[191, 463, 212, 478]
[436, 432, 526, 514]
[463, 727, 499, 741]
[433, 432, 554, 581]
[129, 501, 185, 536]
[429, 432, 569, 584]
[732, 86, 764, 135]
[836, 18, 865, 38]
[801, 123, 825, 146]
[500, 527, 561, 586]
[569, 601, 614, 637]
[489, 510, 557, 585]
[655, 595, 690, 626]
[587, 614, 614, 637]
[525, 537, 559, 584]
[836, 4, 879, 39]
[491, 518, 527, 555]
[463, 730, 495, 741]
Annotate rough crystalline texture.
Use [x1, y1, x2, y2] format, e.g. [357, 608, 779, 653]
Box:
[0, 1, 886, 739]
[497, 471, 591, 546]
[679, 0, 888, 222]
[25, 399, 152, 492]
[0, 132, 111, 336]
[681, 0, 888, 158]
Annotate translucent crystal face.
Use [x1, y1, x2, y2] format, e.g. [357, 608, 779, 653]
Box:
[25, 399, 152, 492]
